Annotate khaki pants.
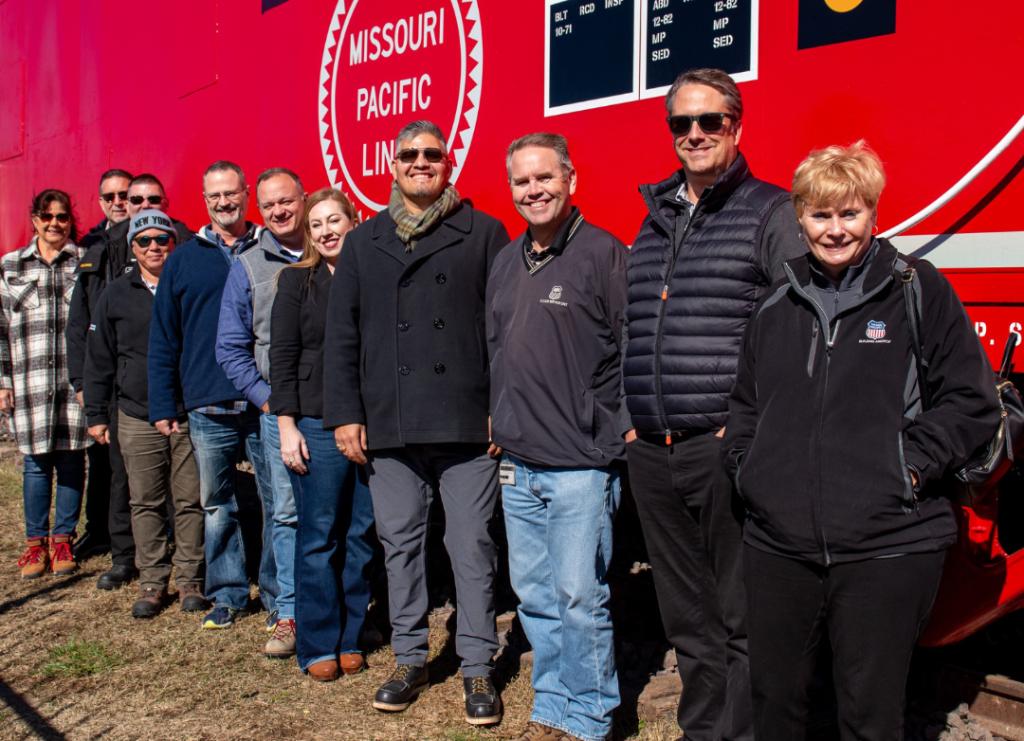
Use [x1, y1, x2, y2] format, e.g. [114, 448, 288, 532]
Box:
[118, 411, 203, 590]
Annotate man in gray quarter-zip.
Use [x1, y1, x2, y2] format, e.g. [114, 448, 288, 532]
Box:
[620, 67, 805, 741]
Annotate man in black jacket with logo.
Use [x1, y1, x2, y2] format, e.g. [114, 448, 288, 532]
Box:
[324, 120, 508, 726]
[67, 172, 192, 589]
[488, 132, 628, 741]
[621, 68, 806, 741]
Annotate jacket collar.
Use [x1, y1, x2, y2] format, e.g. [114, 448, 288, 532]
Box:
[639, 152, 752, 234]
[197, 222, 261, 252]
[786, 238, 899, 297]
[20, 237, 79, 263]
[369, 201, 473, 264]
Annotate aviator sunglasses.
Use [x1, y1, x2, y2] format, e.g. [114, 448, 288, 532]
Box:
[36, 212, 71, 223]
[129, 194, 164, 206]
[394, 147, 446, 164]
[666, 112, 735, 136]
[134, 234, 173, 248]
[101, 190, 129, 203]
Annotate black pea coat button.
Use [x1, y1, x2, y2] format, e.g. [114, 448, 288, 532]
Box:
[434, 362, 446, 374]
[433, 318, 445, 330]
[398, 321, 410, 331]
[435, 273, 447, 284]
[399, 365, 411, 376]
[400, 279, 412, 288]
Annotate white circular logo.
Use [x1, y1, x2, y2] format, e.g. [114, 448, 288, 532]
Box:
[318, 0, 483, 216]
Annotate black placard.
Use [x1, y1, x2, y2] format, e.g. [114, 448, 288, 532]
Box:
[798, 0, 896, 49]
[644, 0, 752, 92]
[548, 0, 636, 109]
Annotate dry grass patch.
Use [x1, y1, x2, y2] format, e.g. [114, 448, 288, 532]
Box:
[0, 442, 671, 740]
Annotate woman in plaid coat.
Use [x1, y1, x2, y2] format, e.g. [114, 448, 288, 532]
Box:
[0, 189, 90, 579]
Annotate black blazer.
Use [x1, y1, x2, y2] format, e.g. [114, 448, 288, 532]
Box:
[269, 261, 331, 419]
[322, 202, 509, 449]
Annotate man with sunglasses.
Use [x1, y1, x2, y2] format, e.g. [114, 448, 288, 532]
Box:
[621, 68, 805, 741]
[81, 169, 133, 250]
[84, 210, 206, 619]
[66, 173, 192, 590]
[324, 120, 508, 725]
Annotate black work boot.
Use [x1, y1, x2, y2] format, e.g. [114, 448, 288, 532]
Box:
[463, 673, 502, 726]
[97, 563, 137, 590]
[372, 664, 428, 712]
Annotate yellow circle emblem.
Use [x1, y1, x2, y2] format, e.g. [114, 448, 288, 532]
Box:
[824, 0, 864, 11]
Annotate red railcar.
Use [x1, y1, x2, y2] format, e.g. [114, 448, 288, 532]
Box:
[0, 0, 1021, 644]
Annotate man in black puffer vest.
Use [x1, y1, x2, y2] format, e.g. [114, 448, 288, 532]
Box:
[621, 68, 805, 741]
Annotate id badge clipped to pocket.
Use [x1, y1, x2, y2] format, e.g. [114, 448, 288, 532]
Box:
[499, 461, 515, 487]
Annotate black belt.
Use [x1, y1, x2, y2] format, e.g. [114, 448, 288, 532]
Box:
[637, 430, 699, 446]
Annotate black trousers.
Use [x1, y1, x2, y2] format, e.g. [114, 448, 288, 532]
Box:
[744, 546, 946, 741]
[84, 406, 134, 565]
[627, 433, 751, 741]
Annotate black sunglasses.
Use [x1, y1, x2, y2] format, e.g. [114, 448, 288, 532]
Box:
[395, 147, 446, 164]
[129, 194, 164, 206]
[666, 112, 735, 136]
[100, 190, 128, 203]
[36, 212, 71, 224]
[134, 234, 173, 248]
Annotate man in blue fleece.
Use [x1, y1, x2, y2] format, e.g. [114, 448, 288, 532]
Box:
[216, 168, 305, 657]
[148, 160, 269, 630]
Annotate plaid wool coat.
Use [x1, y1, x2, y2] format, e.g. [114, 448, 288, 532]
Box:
[0, 239, 90, 455]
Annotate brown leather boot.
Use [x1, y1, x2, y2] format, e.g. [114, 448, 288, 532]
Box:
[49, 534, 78, 576]
[17, 537, 49, 580]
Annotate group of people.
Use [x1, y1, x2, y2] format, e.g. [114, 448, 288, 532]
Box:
[0, 67, 999, 741]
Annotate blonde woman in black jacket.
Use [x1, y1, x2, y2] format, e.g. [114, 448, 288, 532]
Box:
[723, 141, 999, 740]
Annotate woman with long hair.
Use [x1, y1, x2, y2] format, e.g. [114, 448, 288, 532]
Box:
[269, 188, 376, 681]
[1, 189, 90, 578]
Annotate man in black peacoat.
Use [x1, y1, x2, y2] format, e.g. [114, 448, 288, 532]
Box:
[323, 120, 508, 727]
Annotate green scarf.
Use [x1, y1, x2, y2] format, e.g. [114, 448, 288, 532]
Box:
[388, 182, 462, 251]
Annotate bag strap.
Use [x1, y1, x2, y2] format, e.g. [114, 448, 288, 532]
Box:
[998, 333, 1019, 379]
[895, 256, 933, 410]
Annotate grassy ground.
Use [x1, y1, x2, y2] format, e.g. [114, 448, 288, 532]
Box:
[0, 443, 678, 741]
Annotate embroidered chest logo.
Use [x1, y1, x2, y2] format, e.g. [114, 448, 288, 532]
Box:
[859, 319, 892, 344]
[540, 284, 568, 308]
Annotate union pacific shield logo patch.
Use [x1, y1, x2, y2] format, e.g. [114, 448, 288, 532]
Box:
[865, 320, 887, 340]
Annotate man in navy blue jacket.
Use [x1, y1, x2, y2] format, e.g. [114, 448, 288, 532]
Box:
[622, 69, 805, 741]
[148, 160, 267, 630]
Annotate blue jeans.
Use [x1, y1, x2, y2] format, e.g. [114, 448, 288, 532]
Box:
[23, 450, 86, 538]
[288, 417, 375, 671]
[502, 455, 621, 741]
[258, 413, 297, 620]
[188, 410, 269, 611]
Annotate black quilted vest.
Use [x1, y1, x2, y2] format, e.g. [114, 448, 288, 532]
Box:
[624, 153, 788, 435]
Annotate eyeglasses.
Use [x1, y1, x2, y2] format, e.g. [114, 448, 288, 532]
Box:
[666, 112, 735, 136]
[394, 147, 446, 164]
[36, 212, 71, 224]
[100, 191, 129, 203]
[204, 189, 245, 203]
[134, 234, 173, 248]
[129, 194, 164, 206]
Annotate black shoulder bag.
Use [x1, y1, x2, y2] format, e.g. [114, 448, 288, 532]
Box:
[897, 258, 1024, 499]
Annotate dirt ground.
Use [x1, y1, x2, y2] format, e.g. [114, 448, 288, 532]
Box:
[0, 441, 678, 741]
